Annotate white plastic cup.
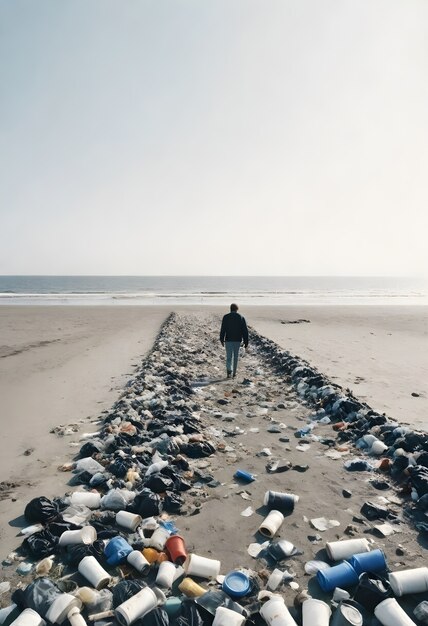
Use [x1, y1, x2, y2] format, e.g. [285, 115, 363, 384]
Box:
[9, 610, 46, 626]
[259, 510, 284, 538]
[58, 526, 97, 546]
[78, 556, 111, 590]
[389, 567, 428, 597]
[45, 595, 82, 625]
[155, 561, 177, 588]
[374, 598, 417, 626]
[127, 550, 150, 573]
[115, 511, 142, 532]
[325, 538, 370, 561]
[212, 606, 246, 626]
[149, 527, 171, 551]
[371, 440, 388, 455]
[302, 599, 331, 626]
[260, 597, 298, 626]
[183, 554, 221, 579]
[115, 587, 166, 626]
[71, 492, 101, 509]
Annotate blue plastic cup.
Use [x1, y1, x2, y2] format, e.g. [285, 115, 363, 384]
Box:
[104, 536, 133, 566]
[234, 469, 255, 482]
[317, 561, 359, 592]
[348, 549, 387, 575]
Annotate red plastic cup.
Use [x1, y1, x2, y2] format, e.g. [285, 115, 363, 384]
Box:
[165, 535, 187, 565]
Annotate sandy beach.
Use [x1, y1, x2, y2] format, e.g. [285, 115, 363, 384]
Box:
[0, 304, 427, 619]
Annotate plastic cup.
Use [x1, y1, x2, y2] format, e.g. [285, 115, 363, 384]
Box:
[259, 597, 298, 626]
[234, 470, 255, 482]
[302, 598, 331, 626]
[115, 511, 142, 531]
[317, 561, 359, 592]
[142, 548, 161, 564]
[348, 549, 386, 575]
[78, 556, 111, 590]
[104, 536, 133, 566]
[155, 561, 176, 589]
[149, 527, 171, 551]
[212, 606, 246, 626]
[9, 610, 46, 626]
[259, 510, 284, 538]
[326, 538, 370, 561]
[178, 577, 207, 598]
[127, 550, 150, 573]
[165, 535, 187, 565]
[389, 567, 428, 597]
[115, 587, 166, 626]
[264, 491, 299, 514]
[58, 526, 97, 546]
[374, 598, 417, 626]
[184, 554, 221, 579]
[331, 601, 363, 626]
[70, 492, 101, 509]
[45, 595, 82, 624]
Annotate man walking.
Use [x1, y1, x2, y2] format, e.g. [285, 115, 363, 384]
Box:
[220, 303, 249, 378]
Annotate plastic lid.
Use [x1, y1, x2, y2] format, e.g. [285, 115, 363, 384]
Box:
[222, 571, 251, 597]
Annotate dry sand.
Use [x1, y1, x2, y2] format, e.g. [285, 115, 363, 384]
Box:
[0, 304, 427, 604]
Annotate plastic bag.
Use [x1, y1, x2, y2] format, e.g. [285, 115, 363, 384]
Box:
[16, 578, 60, 615]
[100, 489, 129, 511]
[132, 490, 161, 518]
[163, 492, 184, 513]
[24, 497, 59, 524]
[64, 540, 106, 566]
[79, 441, 103, 458]
[141, 607, 169, 625]
[176, 601, 204, 626]
[145, 475, 173, 493]
[23, 529, 59, 559]
[75, 457, 105, 475]
[112, 580, 146, 608]
[62, 504, 93, 525]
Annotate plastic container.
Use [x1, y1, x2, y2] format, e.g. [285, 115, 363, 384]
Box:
[264, 491, 299, 514]
[212, 606, 246, 626]
[331, 601, 363, 626]
[259, 510, 284, 538]
[9, 610, 46, 626]
[155, 561, 176, 589]
[178, 577, 206, 598]
[374, 598, 417, 626]
[148, 527, 171, 551]
[317, 561, 359, 592]
[78, 556, 111, 590]
[222, 571, 251, 598]
[259, 596, 298, 626]
[234, 470, 255, 482]
[389, 567, 428, 597]
[326, 538, 370, 561]
[165, 535, 187, 565]
[104, 536, 133, 566]
[126, 550, 150, 574]
[302, 598, 331, 626]
[183, 554, 221, 579]
[348, 549, 386, 575]
[58, 526, 97, 546]
[115, 511, 142, 532]
[115, 587, 166, 626]
[45, 595, 82, 624]
[70, 492, 101, 509]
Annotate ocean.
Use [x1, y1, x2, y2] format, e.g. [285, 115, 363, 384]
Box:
[0, 276, 427, 306]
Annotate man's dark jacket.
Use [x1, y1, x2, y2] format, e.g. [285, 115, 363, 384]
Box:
[220, 312, 249, 347]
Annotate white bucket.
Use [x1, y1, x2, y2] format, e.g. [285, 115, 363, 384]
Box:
[183, 554, 221, 579]
[71, 492, 101, 509]
[259, 510, 284, 538]
[389, 567, 428, 597]
[58, 526, 97, 546]
[260, 596, 298, 626]
[127, 550, 150, 573]
[78, 556, 111, 590]
[374, 598, 417, 626]
[302, 598, 331, 626]
[326, 538, 370, 561]
[212, 606, 246, 626]
[45, 595, 82, 625]
[148, 527, 170, 551]
[10, 610, 46, 626]
[156, 561, 177, 588]
[115, 587, 166, 626]
[115, 511, 142, 532]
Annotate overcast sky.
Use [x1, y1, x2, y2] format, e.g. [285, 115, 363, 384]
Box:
[1, 0, 427, 276]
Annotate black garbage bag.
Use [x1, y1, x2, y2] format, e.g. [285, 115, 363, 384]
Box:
[409, 465, 428, 498]
[140, 607, 169, 626]
[13, 578, 61, 615]
[174, 477, 192, 492]
[132, 489, 161, 517]
[109, 458, 130, 479]
[181, 442, 215, 459]
[64, 540, 106, 566]
[176, 601, 204, 626]
[390, 455, 410, 478]
[360, 501, 389, 521]
[69, 470, 94, 485]
[145, 475, 173, 493]
[112, 580, 146, 608]
[163, 492, 184, 513]
[23, 529, 59, 559]
[353, 572, 392, 612]
[24, 496, 60, 524]
[79, 441, 103, 458]
[48, 520, 82, 537]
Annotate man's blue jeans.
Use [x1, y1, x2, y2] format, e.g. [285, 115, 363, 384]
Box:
[225, 341, 241, 376]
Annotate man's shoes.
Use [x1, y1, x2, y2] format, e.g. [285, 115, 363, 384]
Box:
[232, 373, 236, 378]
[227, 371, 232, 379]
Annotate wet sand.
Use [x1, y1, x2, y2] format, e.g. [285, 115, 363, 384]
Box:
[0, 305, 426, 571]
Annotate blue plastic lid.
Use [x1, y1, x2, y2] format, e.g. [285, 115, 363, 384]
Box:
[222, 570, 251, 598]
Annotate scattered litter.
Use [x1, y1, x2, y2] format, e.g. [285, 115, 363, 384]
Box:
[305, 560, 331, 575]
[241, 507, 254, 517]
[248, 542, 269, 558]
[310, 517, 340, 531]
[296, 443, 310, 452]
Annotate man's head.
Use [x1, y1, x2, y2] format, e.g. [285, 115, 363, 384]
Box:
[230, 303, 238, 312]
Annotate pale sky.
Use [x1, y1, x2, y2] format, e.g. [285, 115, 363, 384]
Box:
[1, 0, 427, 276]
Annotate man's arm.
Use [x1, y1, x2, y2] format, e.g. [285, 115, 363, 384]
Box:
[220, 316, 226, 345]
[241, 317, 249, 348]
